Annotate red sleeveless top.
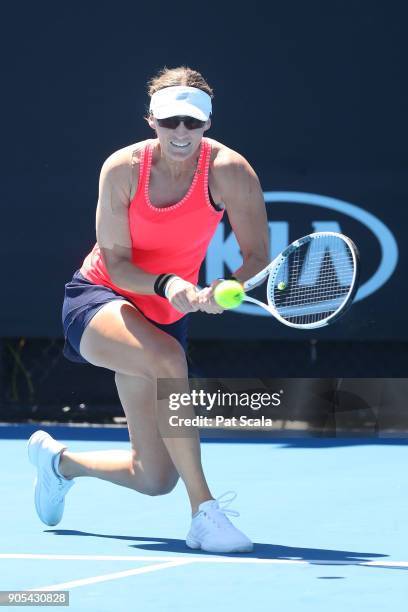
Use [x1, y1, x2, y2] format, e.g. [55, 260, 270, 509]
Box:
[80, 138, 224, 323]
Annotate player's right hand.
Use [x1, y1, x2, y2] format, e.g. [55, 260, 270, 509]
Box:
[165, 278, 200, 313]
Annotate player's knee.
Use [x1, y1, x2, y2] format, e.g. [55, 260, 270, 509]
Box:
[139, 472, 180, 497]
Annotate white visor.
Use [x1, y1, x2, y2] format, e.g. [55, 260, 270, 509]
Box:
[149, 86, 212, 121]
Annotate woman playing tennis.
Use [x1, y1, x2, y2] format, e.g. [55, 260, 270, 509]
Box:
[28, 66, 269, 553]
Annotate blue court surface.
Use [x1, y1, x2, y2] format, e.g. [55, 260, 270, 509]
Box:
[1, 428, 407, 611]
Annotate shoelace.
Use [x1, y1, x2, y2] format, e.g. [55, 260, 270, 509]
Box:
[201, 491, 240, 528]
[215, 491, 240, 518]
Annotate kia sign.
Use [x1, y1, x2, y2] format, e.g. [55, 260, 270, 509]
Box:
[191, 190, 401, 340]
[205, 192, 398, 317]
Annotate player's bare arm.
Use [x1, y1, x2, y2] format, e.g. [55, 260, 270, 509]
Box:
[96, 144, 157, 294]
[211, 145, 270, 283]
[195, 144, 269, 314]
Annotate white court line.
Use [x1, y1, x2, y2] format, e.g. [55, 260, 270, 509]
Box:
[2, 553, 407, 594]
[28, 559, 193, 592]
[1, 553, 407, 568]
[0, 554, 185, 561]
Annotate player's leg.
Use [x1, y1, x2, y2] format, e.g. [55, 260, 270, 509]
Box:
[59, 300, 213, 511]
[31, 298, 253, 551]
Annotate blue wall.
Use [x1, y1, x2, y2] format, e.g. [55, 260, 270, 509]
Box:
[2, 1, 407, 339]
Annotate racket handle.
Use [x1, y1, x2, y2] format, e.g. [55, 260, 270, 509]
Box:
[243, 269, 269, 292]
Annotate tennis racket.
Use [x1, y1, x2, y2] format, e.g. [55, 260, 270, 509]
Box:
[236, 231, 360, 329]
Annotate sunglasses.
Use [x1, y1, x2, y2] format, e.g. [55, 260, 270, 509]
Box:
[156, 116, 207, 130]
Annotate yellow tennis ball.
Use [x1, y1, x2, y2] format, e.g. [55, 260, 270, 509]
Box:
[277, 281, 286, 290]
[214, 280, 245, 309]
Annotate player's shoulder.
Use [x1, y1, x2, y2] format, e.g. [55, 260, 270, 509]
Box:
[207, 138, 255, 173]
[100, 139, 150, 176]
[206, 138, 257, 182]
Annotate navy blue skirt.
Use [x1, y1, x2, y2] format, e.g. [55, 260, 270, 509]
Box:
[62, 270, 189, 364]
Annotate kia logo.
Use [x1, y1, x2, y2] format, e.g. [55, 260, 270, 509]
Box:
[205, 192, 398, 316]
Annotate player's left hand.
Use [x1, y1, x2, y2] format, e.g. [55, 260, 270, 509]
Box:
[196, 280, 225, 314]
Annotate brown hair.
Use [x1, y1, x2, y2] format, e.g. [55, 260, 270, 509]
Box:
[147, 66, 214, 98]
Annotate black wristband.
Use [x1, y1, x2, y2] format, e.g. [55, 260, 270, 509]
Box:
[154, 273, 176, 298]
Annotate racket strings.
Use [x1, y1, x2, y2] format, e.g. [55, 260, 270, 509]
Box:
[269, 237, 355, 325]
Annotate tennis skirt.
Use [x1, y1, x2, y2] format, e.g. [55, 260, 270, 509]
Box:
[62, 270, 189, 364]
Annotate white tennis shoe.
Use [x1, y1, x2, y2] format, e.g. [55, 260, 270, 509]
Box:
[186, 491, 253, 553]
[27, 430, 74, 526]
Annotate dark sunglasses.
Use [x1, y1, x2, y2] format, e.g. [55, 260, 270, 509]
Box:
[156, 116, 207, 130]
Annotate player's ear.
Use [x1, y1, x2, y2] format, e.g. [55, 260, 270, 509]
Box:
[147, 113, 156, 131]
[204, 116, 211, 132]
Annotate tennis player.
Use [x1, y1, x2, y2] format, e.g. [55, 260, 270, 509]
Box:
[28, 66, 269, 553]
